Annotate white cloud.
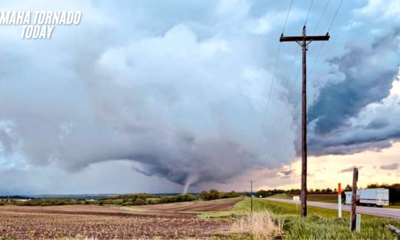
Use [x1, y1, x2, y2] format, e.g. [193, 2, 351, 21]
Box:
[355, 0, 400, 21]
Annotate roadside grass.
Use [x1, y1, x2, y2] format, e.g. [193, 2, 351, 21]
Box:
[229, 211, 283, 240]
[269, 193, 338, 203]
[386, 203, 400, 209]
[281, 215, 400, 240]
[207, 198, 400, 239]
[268, 194, 292, 199]
[307, 194, 338, 203]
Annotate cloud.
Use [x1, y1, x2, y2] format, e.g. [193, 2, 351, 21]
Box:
[339, 166, 363, 173]
[307, 28, 400, 156]
[308, 29, 400, 135]
[278, 169, 293, 178]
[0, 0, 399, 194]
[355, 0, 400, 21]
[380, 163, 399, 170]
[308, 78, 400, 156]
[0, 1, 300, 192]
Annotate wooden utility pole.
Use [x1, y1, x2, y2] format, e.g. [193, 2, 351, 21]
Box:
[351, 168, 359, 231]
[250, 180, 254, 212]
[280, 26, 330, 217]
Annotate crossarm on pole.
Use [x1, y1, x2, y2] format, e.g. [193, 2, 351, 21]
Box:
[280, 35, 330, 42]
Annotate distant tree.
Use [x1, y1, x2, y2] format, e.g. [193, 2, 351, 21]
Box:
[344, 185, 352, 192]
[199, 191, 210, 200]
[256, 190, 270, 198]
[133, 198, 146, 205]
[209, 189, 220, 200]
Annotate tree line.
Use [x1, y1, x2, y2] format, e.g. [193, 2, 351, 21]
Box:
[254, 188, 340, 198]
[0, 190, 242, 207]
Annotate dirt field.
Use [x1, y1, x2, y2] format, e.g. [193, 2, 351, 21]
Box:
[136, 198, 242, 213]
[0, 198, 242, 239]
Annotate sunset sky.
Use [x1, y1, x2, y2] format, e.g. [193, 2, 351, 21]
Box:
[0, 0, 399, 194]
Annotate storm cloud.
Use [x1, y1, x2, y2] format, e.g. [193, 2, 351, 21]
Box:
[309, 29, 400, 134]
[307, 27, 400, 156]
[0, 0, 399, 193]
[380, 163, 399, 170]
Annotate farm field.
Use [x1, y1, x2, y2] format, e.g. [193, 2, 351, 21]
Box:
[2, 197, 400, 239]
[0, 198, 242, 240]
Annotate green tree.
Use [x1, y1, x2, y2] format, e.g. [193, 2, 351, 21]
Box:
[199, 191, 210, 200]
[209, 189, 220, 200]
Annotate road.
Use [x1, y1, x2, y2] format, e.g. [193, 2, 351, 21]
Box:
[264, 198, 400, 219]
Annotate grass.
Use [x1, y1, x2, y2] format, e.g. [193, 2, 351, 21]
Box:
[386, 203, 400, 209]
[268, 194, 292, 199]
[269, 193, 338, 203]
[230, 211, 282, 240]
[206, 198, 400, 239]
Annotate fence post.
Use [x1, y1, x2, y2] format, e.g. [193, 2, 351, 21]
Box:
[356, 214, 361, 232]
[350, 168, 358, 231]
[338, 183, 342, 218]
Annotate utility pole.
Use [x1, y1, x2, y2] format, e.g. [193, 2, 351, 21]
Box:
[250, 180, 254, 212]
[280, 26, 330, 217]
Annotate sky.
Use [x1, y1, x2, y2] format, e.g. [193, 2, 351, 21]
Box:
[0, 0, 399, 194]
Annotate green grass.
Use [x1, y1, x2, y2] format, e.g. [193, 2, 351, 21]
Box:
[207, 198, 400, 239]
[268, 194, 292, 199]
[269, 193, 338, 203]
[281, 215, 400, 240]
[200, 197, 345, 219]
[386, 203, 400, 209]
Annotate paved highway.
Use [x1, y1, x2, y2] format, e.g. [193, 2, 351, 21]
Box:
[264, 198, 400, 219]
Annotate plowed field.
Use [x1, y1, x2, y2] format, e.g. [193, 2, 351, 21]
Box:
[0, 198, 242, 239]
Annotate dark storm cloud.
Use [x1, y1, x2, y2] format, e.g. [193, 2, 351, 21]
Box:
[0, 0, 399, 194]
[278, 169, 293, 178]
[366, 117, 390, 130]
[306, 27, 400, 156]
[309, 29, 400, 134]
[380, 163, 399, 170]
[0, 0, 301, 193]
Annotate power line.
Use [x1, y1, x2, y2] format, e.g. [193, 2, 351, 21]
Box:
[327, 0, 344, 33]
[304, 0, 314, 27]
[260, 46, 299, 158]
[313, 0, 331, 34]
[282, 0, 295, 34]
[255, 43, 281, 157]
[288, 63, 302, 102]
[254, 0, 295, 160]
[268, 56, 302, 158]
[275, 0, 346, 160]
[309, 42, 325, 79]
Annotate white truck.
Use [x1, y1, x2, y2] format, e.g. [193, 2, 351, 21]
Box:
[345, 188, 389, 207]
